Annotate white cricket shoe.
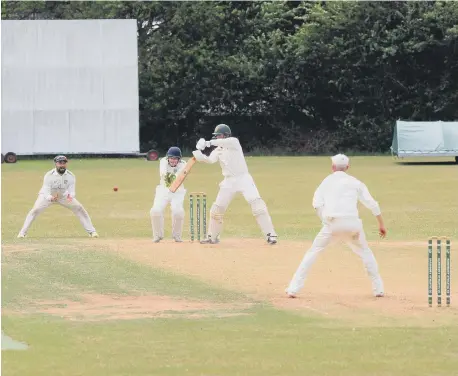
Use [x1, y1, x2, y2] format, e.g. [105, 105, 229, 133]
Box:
[90, 232, 99, 238]
[285, 288, 296, 298]
[17, 233, 26, 238]
[200, 235, 219, 244]
[267, 233, 278, 245]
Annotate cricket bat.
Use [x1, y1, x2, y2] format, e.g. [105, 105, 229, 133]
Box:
[169, 157, 197, 193]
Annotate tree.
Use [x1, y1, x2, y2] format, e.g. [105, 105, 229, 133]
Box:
[2, 1, 457, 153]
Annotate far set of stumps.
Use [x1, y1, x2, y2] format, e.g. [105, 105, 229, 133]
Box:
[428, 236, 451, 307]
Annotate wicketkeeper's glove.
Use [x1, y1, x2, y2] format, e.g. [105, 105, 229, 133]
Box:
[164, 172, 176, 188]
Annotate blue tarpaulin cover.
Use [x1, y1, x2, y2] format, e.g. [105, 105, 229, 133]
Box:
[391, 120, 458, 157]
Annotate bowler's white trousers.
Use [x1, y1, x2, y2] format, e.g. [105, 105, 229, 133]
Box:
[287, 217, 384, 296]
[19, 194, 97, 235]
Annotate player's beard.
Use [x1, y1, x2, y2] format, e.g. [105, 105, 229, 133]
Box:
[57, 167, 66, 174]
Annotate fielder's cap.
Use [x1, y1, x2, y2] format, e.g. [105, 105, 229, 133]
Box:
[331, 153, 349, 167]
[54, 155, 68, 163]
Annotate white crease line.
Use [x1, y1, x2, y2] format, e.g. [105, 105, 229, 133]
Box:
[302, 304, 330, 315]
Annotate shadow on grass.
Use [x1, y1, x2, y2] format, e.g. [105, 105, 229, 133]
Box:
[2, 246, 252, 308]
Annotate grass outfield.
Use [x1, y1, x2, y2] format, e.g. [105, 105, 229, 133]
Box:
[1, 156, 458, 375]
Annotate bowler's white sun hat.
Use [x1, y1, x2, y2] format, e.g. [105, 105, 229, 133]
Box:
[331, 154, 350, 168]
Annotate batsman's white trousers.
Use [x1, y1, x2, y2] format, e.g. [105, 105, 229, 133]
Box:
[207, 173, 276, 239]
[287, 217, 384, 296]
[19, 194, 97, 235]
[215, 174, 261, 207]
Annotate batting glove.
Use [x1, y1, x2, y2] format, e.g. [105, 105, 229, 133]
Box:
[196, 138, 206, 150]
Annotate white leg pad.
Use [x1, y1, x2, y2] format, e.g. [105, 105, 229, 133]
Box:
[207, 204, 225, 239]
[171, 208, 185, 240]
[250, 198, 276, 236]
[150, 207, 164, 239]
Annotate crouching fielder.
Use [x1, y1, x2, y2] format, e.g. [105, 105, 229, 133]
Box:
[150, 147, 187, 242]
[192, 124, 277, 245]
[17, 155, 98, 238]
[285, 154, 386, 298]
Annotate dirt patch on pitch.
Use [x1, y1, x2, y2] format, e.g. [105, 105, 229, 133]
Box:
[26, 294, 252, 321]
[94, 237, 457, 327]
[1, 243, 45, 254]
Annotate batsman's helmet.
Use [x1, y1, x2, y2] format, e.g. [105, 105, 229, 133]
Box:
[212, 124, 231, 139]
[166, 146, 182, 159]
[54, 155, 68, 163]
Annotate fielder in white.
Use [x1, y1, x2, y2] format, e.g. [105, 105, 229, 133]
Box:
[192, 124, 277, 245]
[150, 147, 187, 242]
[17, 155, 98, 238]
[285, 154, 387, 298]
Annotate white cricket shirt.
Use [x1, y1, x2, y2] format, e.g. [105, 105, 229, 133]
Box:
[39, 168, 76, 199]
[312, 171, 381, 218]
[159, 157, 187, 191]
[205, 137, 250, 178]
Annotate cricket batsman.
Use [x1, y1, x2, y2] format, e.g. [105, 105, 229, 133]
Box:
[17, 155, 98, 238]
[150, 146, 187, 242]
[192, 124, 278, 245]
[285, 154, 386, 298]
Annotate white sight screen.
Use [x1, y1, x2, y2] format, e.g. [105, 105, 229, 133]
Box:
[1, 19, 140, 155]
